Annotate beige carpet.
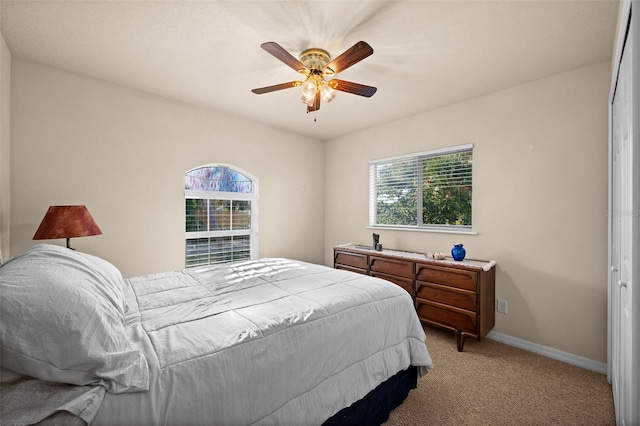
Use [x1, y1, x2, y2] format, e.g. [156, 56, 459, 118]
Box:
[386, 326, 615, 426]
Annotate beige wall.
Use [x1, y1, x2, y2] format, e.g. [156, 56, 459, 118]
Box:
[8, 55, 611, 362]
[0, 31, 10, 262]
[10, 58, 325, 277]
[324, 61, 610, 363]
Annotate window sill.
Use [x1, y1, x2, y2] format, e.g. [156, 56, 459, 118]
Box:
[366, 225, 478, 235]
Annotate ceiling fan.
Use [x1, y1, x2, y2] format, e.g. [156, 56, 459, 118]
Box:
[251, 41, 377, 113]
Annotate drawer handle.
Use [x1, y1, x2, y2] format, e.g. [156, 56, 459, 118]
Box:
[618, 280, 627, 288]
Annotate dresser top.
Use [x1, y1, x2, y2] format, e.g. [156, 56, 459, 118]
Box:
[335, 244, 496, 272]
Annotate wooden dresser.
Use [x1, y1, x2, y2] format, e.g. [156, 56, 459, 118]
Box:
[334, 244, 496, 351]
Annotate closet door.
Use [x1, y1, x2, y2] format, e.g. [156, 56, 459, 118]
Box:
[609, 2, 638, 424]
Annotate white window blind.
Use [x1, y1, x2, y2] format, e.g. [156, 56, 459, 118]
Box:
[185, 165, 258, 267]
[369, 144, 473, 231]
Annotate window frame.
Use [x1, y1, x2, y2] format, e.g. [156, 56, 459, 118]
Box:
[185, 164, 259, 267]
[368, 144, 475, 235]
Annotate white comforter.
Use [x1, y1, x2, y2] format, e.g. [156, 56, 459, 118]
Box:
[93, 258, 432, 425]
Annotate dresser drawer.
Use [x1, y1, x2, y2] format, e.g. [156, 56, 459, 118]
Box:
[370, 256, 414, 279]
[416, 299, 477, 334]
[371, 272, 414, 295]
[334, 251, 368, 271]
[416, 282, 477, 311]
[415, 263, 478, 291]
[335, 264, 368, 275]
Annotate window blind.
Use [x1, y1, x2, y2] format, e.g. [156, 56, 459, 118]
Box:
[369, 144, 473, 230]
[185, 164, 258, 267]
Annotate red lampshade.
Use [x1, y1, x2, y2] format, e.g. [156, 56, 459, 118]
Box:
[33, 205, 102, 249]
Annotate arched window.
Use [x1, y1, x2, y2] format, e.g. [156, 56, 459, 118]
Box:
[185, 164, 258, 267]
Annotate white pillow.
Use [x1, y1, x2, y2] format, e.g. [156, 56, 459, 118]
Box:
[0, 244, 148, 393]
[74, 249, 130, 316]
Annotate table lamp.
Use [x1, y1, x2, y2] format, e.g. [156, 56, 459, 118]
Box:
[33, 205, 102, 249]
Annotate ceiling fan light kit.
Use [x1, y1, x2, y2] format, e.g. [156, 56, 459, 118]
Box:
[252, 41, 377, 113]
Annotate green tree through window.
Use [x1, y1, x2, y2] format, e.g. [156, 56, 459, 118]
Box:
[371, 145, 472, 230]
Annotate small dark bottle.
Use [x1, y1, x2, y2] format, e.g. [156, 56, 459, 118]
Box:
[373, 233, 381, 251]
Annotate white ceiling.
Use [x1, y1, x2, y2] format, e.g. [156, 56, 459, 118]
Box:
[0, 0, 619, 141]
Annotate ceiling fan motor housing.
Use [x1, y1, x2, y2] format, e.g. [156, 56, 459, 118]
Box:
[300, 48, 332, 74]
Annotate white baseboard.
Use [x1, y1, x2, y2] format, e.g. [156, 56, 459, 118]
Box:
[486, 331, 607, 375]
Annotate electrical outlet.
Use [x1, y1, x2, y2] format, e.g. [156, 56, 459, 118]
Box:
[497, 299, 508, 314]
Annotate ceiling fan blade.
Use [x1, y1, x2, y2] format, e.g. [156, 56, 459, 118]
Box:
[307, 91, 321, 112]
[323, 41, 373, 75]
[251, 81, 302, 94]
[328, 79, 377, 97]
[261, 42, 308, 74]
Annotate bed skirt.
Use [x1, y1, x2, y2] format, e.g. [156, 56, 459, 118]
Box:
[322, 366, 418, 426]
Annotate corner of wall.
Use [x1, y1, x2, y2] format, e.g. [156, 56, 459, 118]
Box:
[0, 30, 11, 261]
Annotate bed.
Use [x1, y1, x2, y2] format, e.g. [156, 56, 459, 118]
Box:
[0, 244, 432, 425]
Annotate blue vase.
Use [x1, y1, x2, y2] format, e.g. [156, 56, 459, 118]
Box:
[451, 244, 466, 261]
